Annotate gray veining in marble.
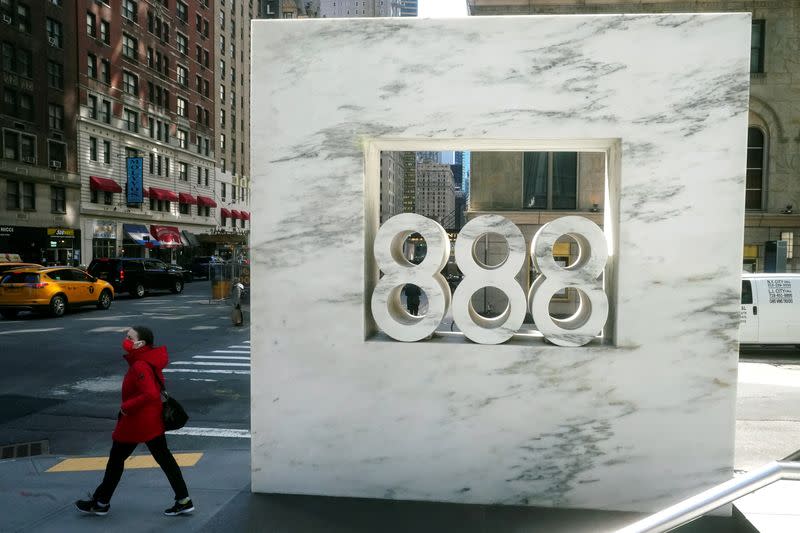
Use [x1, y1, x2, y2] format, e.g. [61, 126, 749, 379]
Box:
[250, 14, 751, 513]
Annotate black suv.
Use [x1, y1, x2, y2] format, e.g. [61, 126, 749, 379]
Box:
[87, 258, 184, 298]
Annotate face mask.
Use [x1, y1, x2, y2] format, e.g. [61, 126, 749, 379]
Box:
[122, 338, 138, 352]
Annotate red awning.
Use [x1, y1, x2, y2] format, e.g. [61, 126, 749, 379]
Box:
[196, 195, 217, 207]
[240, 211, 250, 220]
[89, 176, 123, 193]
[178, 193, 197, 205]
[149, 187, 179, 202]
[220, 208, 232, 218]
[143, 188, 149, 198]
[230, 210, 242, 219]
[150, 225, 182, 247]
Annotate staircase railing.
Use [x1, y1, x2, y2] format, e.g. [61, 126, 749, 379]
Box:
[614, 455, 800, 533]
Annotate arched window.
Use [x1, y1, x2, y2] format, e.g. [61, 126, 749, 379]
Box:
[746, 127, 766, 210]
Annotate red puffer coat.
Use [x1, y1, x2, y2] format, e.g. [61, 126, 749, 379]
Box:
[112, 345, 168, 443]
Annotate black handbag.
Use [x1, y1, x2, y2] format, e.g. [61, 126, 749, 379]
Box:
[148, 364, 189, 431]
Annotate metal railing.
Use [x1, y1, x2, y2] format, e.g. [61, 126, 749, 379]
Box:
[614, 454, 800, 533]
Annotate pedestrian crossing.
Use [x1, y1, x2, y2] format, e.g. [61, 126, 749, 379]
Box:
[164, 340, 251, 381]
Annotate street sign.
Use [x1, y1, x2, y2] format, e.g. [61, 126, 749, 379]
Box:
[126, 157, 144, 204]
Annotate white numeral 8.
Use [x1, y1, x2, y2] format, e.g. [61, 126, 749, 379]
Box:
[371, 214, 451, 342]
[529, 216, 609, 347]
[452, 215, 528, 344]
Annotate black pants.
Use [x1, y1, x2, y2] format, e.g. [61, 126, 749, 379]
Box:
[408, 301, 419, 315]
[93, 434, 189, 504]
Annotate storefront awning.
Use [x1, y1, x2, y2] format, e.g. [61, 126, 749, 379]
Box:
[240, 211, 250, 220]
[220, 208, 232, 218]
[123, 223, 160, 248]
[149, 187, 180, 202]
[151, 225, 182, 248]
[178, 193, 197, 205]
[196, 195, 217, 207]
[230, 210, 242, 220]
[90, 176, 123, 193]
[181, 230, 201, 248]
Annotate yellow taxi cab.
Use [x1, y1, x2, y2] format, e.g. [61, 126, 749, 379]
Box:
[0, 266, 115, 319]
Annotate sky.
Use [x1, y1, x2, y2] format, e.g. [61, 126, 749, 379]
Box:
[418, 0, 469, 17]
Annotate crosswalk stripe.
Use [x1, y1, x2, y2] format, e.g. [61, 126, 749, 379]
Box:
[227, 345, 250, 349]
[167, 427, 250, 438]
[212, 350, 250, 354]
[173, 361, 250, 367]
[163, 369, 250, 375]
[0, 327, 64, 335]
[193, 355, 250, 360]
[243, 341, 250, 344]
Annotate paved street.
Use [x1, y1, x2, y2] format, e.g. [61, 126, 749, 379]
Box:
[0, 280, 250, 458]
[736, 346, 800, 471]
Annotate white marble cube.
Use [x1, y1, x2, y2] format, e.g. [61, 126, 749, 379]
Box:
[250, 14, 751, 512]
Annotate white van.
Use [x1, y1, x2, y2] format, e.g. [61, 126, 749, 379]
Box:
[741, 273, 800, 345]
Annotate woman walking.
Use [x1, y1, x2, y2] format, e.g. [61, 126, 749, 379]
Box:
[75, 326, 194, 516]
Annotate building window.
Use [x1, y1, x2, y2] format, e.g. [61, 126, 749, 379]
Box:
[48, 139, 66, 168]
[221, 182, 226, 200]
[196, 165, 201, 184]
[204, 168, 209, 186]
[87, 53, 97, 78]
[124, 109, 139, 133]
[220, 133, 225, 151]
[179, 161, 187, 181]
[100, 20, 110, 44]
[47, 61, 64, 89]
[16, 3, 30, 32]
[51, 186, 66, 214]
[101, 99, 111, 124]
[179, 202, 189, 214]
[18, 93, 32, 121]
[87, 12, 96, 37]
[177, 129, 187, 148]
[88, 94, 97, 119]
[220, 59, 225, 77]
[16, 48, 31, 77]
[122, 70, 138, 96]
[122, 33, 138, 61]
[2, 43, 13, 73]
[220, 84, 225, 103]
[176, 33, 188, 55]
[523, 152, 578, 210]
[177, 97, 187, 117]
[123, 0, 137, 23]
[89, 136, 98, 161]
[751, 20, 765, 74]
[177, 1, 188, 22]
[48, 104, 64, 130]
[746, 127, 765, 210]
[46, 18, 62, 48]
[22, 182, 34, 210]
[177, 65, 188, 86]
[103, 140, 111, 164]
[101, 59, 110, 83]
[6, 180, 20, 209]
[104, 191, 113, 205]
[220, 109, 225, 127]
[220, 35, 225, 53]
[204, 138, 209, 157]
[781, 231, 794, 259]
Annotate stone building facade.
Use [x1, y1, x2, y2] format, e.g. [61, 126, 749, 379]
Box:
[468, 0, 800, 272]
[379, 151, 405, 223]
[416, 161, 456, 228]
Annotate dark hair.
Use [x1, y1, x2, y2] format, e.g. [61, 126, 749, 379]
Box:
[131, 325, 154, 346]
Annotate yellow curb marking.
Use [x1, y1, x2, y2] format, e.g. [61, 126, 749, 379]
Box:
[46, 452, 203, 472]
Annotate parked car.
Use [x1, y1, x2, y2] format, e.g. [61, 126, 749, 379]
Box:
[0, 262, 42, 275]
[87, 258, 184, 298]
[0, 267, 114, 318]
[190, 256, 225, 280]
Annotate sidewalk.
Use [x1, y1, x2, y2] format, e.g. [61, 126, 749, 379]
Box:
[0, 446, 747, 533]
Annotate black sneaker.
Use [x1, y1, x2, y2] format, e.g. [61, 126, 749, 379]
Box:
[164, 499, 194, 516]
[75, 498, 110, 516]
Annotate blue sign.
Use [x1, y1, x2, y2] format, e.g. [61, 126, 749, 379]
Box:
[126, 157, 144, 204]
